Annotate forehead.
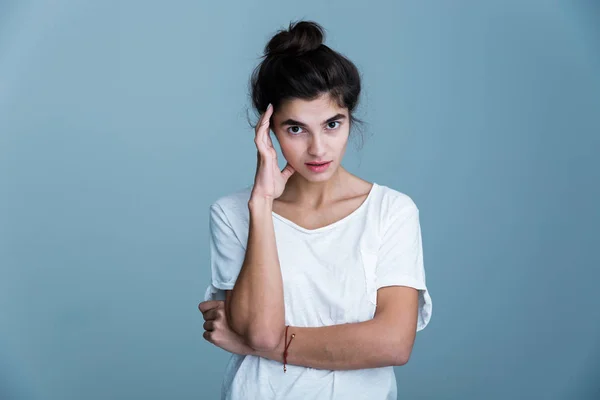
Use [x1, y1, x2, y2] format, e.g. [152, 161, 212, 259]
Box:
[277, 93, 346, 120]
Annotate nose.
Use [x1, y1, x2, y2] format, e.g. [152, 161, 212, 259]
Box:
[308, 134, 326, 157]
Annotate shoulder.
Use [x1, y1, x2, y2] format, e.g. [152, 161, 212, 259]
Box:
[209, 184, 253, 227]
[211, 184, 252, 211]
[373, 183, 419, 220]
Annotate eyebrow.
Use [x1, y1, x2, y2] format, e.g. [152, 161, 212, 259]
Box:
[279, 113, 347, 128]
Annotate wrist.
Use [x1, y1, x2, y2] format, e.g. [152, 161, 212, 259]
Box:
[248, 194, 274, 211]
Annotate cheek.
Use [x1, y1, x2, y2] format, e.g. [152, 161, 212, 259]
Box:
[278, 137, 299, 156]
[279, 143, 299, 164]
[334, 134, 349, 151]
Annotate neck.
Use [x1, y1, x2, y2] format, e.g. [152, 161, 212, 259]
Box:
[279, 166, 350, 208]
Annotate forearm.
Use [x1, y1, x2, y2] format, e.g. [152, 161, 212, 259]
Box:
[253, 319, 406, 371]
[227, 196, 285, 350]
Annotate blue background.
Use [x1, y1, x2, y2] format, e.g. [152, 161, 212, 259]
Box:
[1, 1, 599, 399]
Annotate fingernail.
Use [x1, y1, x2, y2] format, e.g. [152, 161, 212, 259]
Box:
[267, 103, 272, 110]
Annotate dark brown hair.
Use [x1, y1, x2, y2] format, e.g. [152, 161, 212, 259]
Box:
[247, 20, 367, 149]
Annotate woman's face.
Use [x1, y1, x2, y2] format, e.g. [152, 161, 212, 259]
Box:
[270, 93, 350, 182]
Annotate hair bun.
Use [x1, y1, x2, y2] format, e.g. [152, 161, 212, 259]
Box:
[265, 20, 325, 57]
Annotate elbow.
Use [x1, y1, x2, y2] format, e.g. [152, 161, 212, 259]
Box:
[388, 336, 413, 366]
[247, 332, 280, 352]
[226, 309, 283, 351]
[388, 329, 416, 366]
[227, 321, 278, 351]
[251, 326, 283, 351]
[247, 326, 283, 352]
[392, 347, 412, 366]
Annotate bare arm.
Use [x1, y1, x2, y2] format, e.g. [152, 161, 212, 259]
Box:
[226, 196, 285, 351]
[252, 286, 419, 370]
[223, 102, 294, 351]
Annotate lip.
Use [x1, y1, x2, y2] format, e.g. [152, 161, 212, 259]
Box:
[305, 160, 332, 173]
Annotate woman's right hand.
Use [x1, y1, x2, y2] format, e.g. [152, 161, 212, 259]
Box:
[251, 103, 295, 201]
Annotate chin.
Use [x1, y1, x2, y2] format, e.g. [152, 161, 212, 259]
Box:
[305, 175, 330, 182]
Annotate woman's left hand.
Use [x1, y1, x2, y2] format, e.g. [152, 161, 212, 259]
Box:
[199, 300, 256, 356]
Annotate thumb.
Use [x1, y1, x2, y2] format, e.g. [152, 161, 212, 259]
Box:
[280, 163, 295, 181]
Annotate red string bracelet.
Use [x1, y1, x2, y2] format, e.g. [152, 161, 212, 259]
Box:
[283, 325, 295, 372]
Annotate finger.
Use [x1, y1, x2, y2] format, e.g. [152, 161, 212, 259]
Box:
[255, 105, 274, 162]
[203, 331, 212, 341]
[198, 300, 222, 313]
[254, 119, 268, 155]
[255, 135, 268, 160]
[281, 162, 295, 180]
[203, 320, 215, 331]
[260, 104, 273, 147]
[202, 308, 219, 321]
[266, 131, 275, 149]
[255, 103, 272, 138]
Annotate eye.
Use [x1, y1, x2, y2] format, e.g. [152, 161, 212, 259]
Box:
[287, 126, 304, 135]
[327, 121, 341, 130]
[286, 121, 341, 135]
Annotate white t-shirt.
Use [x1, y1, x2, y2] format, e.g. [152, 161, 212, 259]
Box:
[203, 182, 432, 400]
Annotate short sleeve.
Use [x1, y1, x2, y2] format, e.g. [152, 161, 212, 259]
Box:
[203, 203, 247, 302]
[376, 203, 432, 331]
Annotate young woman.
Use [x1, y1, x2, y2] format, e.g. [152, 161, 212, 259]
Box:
[199, 20, 432, 400]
